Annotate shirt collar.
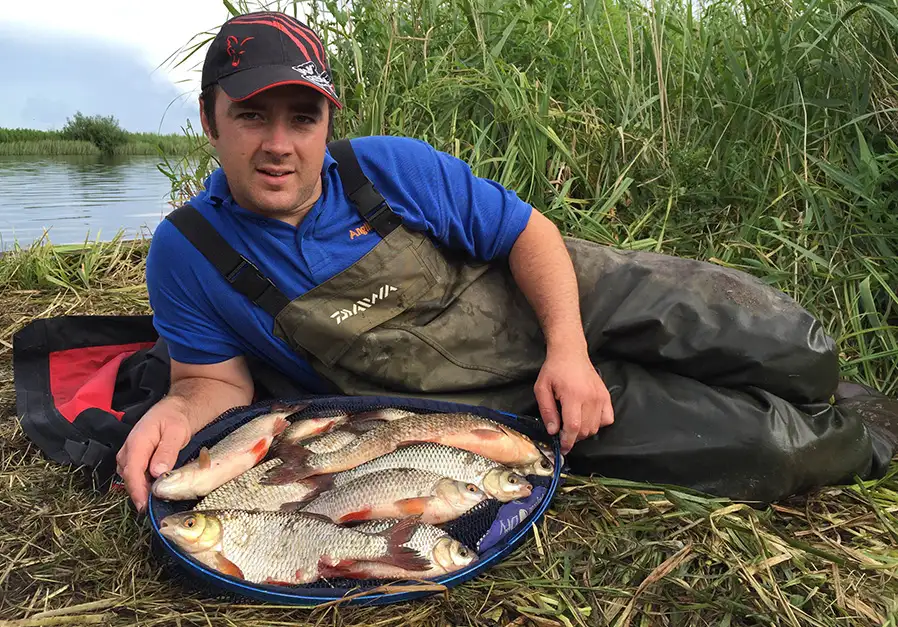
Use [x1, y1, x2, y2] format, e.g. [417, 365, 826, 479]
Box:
[322, 147, 338, 173]
[205, 168, 231, 207]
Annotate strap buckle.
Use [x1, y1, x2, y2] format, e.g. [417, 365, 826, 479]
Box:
[365, 200, 392, 225]
[226, 256, 260, 283]
[225, 256, 279, 303]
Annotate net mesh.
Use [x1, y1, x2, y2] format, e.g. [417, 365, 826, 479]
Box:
[149, 395, 560, 602]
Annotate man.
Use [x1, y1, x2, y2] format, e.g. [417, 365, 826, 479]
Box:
[117, 11, 896, 513]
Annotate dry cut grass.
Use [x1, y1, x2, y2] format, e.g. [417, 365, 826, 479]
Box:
[0, 286, 896, 626]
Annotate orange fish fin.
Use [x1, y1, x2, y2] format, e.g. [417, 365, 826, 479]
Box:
[471, 428, 506, 440]
[272, 416, 290, 437]
[213, 553, 244, 579]
[198, 447, 212, 470]
[337, 508, 373, 523]
[250, 438, 272, 464]
[395, 497, 430, 515]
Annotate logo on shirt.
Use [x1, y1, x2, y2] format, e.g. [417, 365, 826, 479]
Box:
[330, 284, 399, 325]
[349, 223, 373, 239]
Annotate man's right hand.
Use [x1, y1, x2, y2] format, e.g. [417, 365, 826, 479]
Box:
[116, 400, 192, 514]
[115, 356, 255, 513]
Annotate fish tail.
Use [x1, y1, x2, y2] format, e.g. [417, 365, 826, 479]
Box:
[270, 400, 310, 412]
[377, 517, 430, 572]
[260, 449, 315, 484]
[272, 416, 290, 437]
[269, 401, 311, 420]
[277, 474, 335, 511]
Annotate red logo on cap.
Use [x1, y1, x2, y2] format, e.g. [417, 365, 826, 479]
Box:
[226, 35, 254, 67]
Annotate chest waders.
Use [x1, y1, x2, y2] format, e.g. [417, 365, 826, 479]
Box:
[166, 139, 895, 503]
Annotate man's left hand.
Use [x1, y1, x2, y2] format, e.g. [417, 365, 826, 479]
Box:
[534, 349, 614, 454]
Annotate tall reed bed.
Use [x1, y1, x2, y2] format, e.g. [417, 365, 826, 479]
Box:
[242, 0, 896, 392]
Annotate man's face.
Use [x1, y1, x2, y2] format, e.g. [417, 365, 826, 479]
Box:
[202, 84, 329, 220]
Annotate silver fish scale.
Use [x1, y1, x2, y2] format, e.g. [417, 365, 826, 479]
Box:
[308, 413, 509, 469]
[208, 413, 284, 459]
[303, 430, 359, 454]
[196, 460, 313, 511]
[354, 518, 449, 558]
[213, 510, 395, 584]
[331, 443, 501, 489]
[301, 468, 447, 519]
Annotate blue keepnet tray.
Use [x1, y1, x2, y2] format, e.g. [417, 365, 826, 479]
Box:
[148, 394, 563, 606]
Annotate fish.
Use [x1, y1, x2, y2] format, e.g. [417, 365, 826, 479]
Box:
[158, 510, 430, 585]
[297, 443, 533, 504]
[194, 459, 323, 512]
[515, 455, 555, 477]
[276, 410, 352, 448]
[348, 408, 420, 422]
[276, 409, 413, 457]
[264, 412, 549, 482]
[301, 429, 361, 454]
[151, 411, 290, 501]
[299, 468, 489, 525]
[322, 518, 477, 580]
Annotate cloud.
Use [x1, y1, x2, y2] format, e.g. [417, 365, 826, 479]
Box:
[0, 24, 202, 134]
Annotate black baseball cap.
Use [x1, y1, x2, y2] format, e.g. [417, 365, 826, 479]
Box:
[202, 11, 342, 109]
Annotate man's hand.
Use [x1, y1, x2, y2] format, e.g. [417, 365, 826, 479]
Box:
[507, 208, 614, 453]
[534, 348, 614, 454]
[115, 355, 255, 513]
[116, 400, 192, 514]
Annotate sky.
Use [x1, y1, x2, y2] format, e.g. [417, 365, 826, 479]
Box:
[0, 1, 264, 134]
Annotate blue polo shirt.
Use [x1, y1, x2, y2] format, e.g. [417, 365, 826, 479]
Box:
[146, 135, 534, 392]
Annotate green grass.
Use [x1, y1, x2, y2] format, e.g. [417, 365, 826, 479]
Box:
[0, 0, 896, 623]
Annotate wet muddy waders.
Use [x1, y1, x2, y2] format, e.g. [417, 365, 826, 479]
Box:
[163, 138, 895, 504]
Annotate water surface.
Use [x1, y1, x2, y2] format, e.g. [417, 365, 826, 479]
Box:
[0, 154, 178, 250]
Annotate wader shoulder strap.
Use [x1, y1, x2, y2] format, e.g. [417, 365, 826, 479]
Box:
[328, 138, 403, 237]
[164, 142, 402, 315]
[165, 205, 291, 319]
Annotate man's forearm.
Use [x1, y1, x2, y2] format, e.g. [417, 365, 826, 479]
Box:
[161, 375, 254, 435]
[508, 209, 588, 354]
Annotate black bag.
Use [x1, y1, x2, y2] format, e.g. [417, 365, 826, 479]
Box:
[13, 315, 167, 491]
[11, 315, 309, 491]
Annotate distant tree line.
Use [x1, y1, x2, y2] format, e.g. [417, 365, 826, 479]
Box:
[0, 114, 198, 156]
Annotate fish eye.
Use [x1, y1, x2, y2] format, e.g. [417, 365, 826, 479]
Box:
[541, 459, 551, 469]
[459, 548, 469, 557]
[508, 476, 518, 484]
[185, 517, 196, 528]
[466, 484, 478, 493]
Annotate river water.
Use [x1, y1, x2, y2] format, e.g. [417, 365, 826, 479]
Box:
[0, 154, 181, 250]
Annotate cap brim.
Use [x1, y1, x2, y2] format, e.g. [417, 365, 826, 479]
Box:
[218, 65, 342, 109]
